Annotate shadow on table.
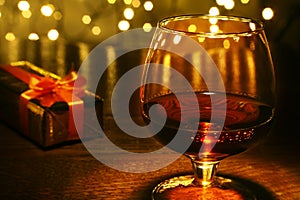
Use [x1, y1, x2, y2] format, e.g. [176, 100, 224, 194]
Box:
[144, 172, 277, 200]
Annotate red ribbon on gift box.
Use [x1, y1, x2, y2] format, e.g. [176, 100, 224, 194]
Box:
[0, 63, 85, 139]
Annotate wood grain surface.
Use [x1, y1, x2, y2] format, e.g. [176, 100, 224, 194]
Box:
[0, 39, 300, 200]
[0, 113, 300, 200]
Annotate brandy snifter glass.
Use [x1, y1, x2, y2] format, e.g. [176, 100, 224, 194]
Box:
[140, 15, 276, 199]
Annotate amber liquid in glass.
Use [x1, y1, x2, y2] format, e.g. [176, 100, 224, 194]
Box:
[143, 92, 274, 161]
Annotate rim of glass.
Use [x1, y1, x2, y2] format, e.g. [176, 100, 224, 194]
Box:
[158, 14, 264, 38]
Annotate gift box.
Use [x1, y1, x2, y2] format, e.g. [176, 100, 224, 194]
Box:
[0, 61, 103, 148]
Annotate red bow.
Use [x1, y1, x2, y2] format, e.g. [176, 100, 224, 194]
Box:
[24, 71, 86, 108]
[1, 64, 85, 138]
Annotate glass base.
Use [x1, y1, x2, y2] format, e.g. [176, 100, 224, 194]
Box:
[152, 175, 274, 200]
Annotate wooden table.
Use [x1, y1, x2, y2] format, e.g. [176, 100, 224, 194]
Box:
[0, 109, 300, 200]
[0, 42, 300, 200]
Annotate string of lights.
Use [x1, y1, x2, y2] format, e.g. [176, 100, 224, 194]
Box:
[0, 0, 274, 43]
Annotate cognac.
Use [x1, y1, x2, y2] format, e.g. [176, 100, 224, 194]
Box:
[143, 92, 274, 161]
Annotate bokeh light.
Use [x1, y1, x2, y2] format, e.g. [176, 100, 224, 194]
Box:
[107, 0, 116, 4]
[210, 24, 219, 33]
[123, 0, 132, 5]
[28, 33, 39, 41]
[0, 0, 278, 43]
[124, 8, 134, 20]
[262, 7, 274, 20]
[91, 26, 101, 35]
[209, 7, 220, 16]
[188, 24, 197, 32]
[223, 39, 230, 49]
[241, 0, 250, 4]
[118, 20, 130, 31]
[5, 32, 16, 41]
[144, 1, 153, 11]
[82, 15, 92, 24]
[143, 23, 152, 32]
[21, 10, 31, 18]
[41, 4, 55, 17]
[53, 11, 62, 21]
[224, 0, 235, 10]
[132, 0, 141, 8]
[18, 1, 30, 11]
[47, 29, 59, 41]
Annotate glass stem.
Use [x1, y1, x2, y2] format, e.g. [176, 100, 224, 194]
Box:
[191, 160, 220, 187]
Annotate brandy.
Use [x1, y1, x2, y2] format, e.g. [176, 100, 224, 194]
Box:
[143, 92, 274, 161]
